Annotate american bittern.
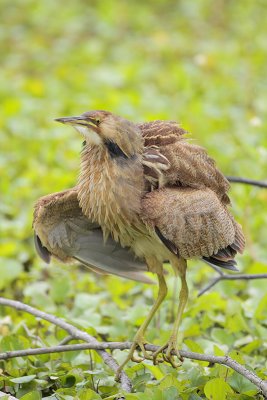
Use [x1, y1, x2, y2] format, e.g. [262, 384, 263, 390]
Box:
[37, 110, 245, 376]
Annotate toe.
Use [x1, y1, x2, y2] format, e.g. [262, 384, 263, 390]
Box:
[131, 353, 145, 363]
[164, 343, 183, 368]
[152, 344, 167, 365]
[115, 369, 122, 382]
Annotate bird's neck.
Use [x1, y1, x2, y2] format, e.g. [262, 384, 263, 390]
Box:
[78, 144, 145, 242]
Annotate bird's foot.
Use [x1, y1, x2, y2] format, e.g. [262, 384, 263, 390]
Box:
[115, 336, 153, 381]
[153, 337, 183, 368]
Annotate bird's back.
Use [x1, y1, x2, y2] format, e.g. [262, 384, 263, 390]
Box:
[138, 120, 244, 268]
[139, 120, 230, 204]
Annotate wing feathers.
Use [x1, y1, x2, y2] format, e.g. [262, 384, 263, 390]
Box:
[155, 226, 179, 255]
[202, 256, 238, 271]
[138, 120, 186, 147]
[34, 232, 51, 264]
[139, 121, 230, 204]
[33, 188, 151, 283]
[142, 187, 244, 267]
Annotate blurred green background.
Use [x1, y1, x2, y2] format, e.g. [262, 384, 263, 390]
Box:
[1, 0, 267, 399]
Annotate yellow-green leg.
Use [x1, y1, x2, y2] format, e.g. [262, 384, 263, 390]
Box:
[153, 259, 188, 367]
[115, 272, 167, 381]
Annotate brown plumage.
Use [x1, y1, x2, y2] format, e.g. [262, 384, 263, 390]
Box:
[53, 110, 245, 375]
[140, 120, 231, 204]
[142, 187, 244, 261]
[33, 187, 152, 283]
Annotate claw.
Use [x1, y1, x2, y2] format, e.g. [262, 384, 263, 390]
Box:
[153, 338, 183, 368]
[131, 353, 144, 363]
[137, 342, 154, 361]
[115, 336, 154, 381]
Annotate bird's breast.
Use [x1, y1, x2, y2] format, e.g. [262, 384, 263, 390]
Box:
[78, 146, 145, 243]
[77, 146, 171, 264]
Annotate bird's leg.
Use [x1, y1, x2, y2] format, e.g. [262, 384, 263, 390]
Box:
[115, 272, 167, 381]
[153, 259, 188, 367]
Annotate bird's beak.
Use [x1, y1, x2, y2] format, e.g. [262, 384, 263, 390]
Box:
[55, 115, 101, 143]
[54, 116, 85, 125]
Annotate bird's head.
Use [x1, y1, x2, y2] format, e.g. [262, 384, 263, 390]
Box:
[55, 110, 143, 159]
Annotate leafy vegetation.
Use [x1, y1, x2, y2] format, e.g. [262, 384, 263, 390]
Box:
[1, 0, 267, 398]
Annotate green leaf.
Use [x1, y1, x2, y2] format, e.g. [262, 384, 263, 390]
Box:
[184, 339, 209, 366]
[78, 388, 102, 400]
[211, 328, 235, 347]
[132, 372, 151, 391]
[228, 351, 245, 365]
[0, 335, 25, 352]
[10, 374, 36, 383]
[158, 374, 180, 391]
[143, 364, 165, 380]
[184, 339, 204, 353]
[241, 339, 262, 354]
[20, 391, 42, 400]
[228, 372, 258, 395]
[213, 345, 225, 356]
[0, 258, 23, 289]
[188, 394, 203, 400]
[254, 293, 267, 320]
[124, 395, 140, 400]
[225, 313, 249, 333]
[50, 276, 71, 303]
[141, 388, 164, 400]
[164, 386, 180, 400]
[204, 378, 233, 400]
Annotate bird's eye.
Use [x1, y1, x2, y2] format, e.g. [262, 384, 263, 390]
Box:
[95, 119, 100, 125]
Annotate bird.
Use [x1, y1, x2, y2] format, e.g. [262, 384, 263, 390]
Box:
[33, 186, 153, 283]
[53, 110, 245, 376]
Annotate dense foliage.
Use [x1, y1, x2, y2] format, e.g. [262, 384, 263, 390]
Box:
[1, 0, 267, 399]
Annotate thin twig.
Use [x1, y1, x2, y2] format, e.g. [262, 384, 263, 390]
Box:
[0, 342, 266, 396]
[22, 322, 45, 347]
[226, 176, 267, 188]
[57, 335, 73, 346]
[207, 264, 224, 275]
[198, 273, 267, 297]
[0, 297, 132, 393]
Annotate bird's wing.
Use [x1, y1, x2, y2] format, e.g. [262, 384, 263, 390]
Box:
[142, 187, 245, 270]
[139, 121, 230, 204]
[139, 120, 186, 147]
[33, 188, 152, 283]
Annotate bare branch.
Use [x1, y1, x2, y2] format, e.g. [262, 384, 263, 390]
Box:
[198, 276, 222, 296]
[226, 176, 267, 188]
[0, 297, 132, 393]
[21, 322, 45, 347]
[57, 335, 73, 346]
[198, 273, 267, 297]
[0, 341, 266, 396]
